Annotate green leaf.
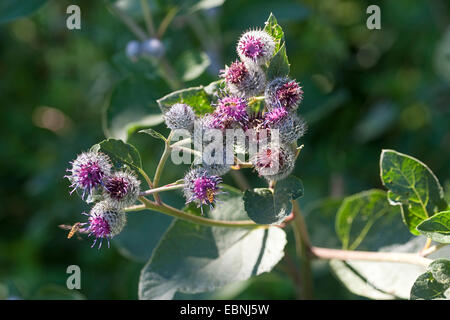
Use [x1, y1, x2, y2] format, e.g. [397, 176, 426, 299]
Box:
[331, 236, 450, 300]
[380, 149, 447, 235]
[267, 43, 290, 80]
[156, 80, 223, 116]
[115, 211, 173, 263]
[104, 76, 166, 142]
[416, 211, 450, 243]
[243, 176, 303, 225]
[304, 198, 343, 249]
[139, 189, 287, 299]
[410, 259, 450, 300]
[96, 139, 142, 173]
[175, 51, 210, 82]
[139, 128, 167, 142]
[0, 0, 47, 24]
[263, 13, 284, 52]
[336, 189, 401, 250]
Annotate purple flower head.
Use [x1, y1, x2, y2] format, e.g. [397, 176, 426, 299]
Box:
[237, 30, 275, 65]
[80, 201, 126, 249]
[215, 96, 249, 127]
[104, 170, 140, 208]
[265, 78, 304, 111]
[221, 61, 266, 98]
[263, 107, 289, 126]
[183, 168, 223, 215]
[65, 151, 112, 199]
[221, 60, 248, 84]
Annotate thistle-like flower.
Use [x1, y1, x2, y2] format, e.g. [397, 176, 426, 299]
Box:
[65, 151, 112, 199]
[237, 30, 275, 65]
[214, 96, 249, 127]
[183, 168, 223, 215]
[80, 201, 127, 249]
[164, 103, 196, 132]
[251, 144, 295, 181]
[103, 170, 141, 208]
[220, 60, 266, 98]
[263, 107, 307, 144]
[265, 78, 303, 111]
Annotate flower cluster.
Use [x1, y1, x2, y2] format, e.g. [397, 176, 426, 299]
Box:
[160, 26, 307, 213]
[65, 151, 140, 248]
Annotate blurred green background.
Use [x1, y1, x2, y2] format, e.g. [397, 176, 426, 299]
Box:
[0, 0, 449, 299]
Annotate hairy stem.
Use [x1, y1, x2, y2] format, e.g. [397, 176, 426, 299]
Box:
[140, 183, 185, 196]
[138, 196, 262, 228]
[310, 247, 432, 268]
[153, 132, 174, 204]
[291, 200, 314, 299]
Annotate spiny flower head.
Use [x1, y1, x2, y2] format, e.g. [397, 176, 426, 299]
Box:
[237, 30, 275, 65]
[221, 60, 248, 84]
[65, 151, 112, 199]
[183, 168, 223, 215]
[251, 144, 295, 181]
[264, 107, 289, 125]
[80, 201, 126, 249]
[221, 60, 266, 98]
[265, 78, 303, 111]
[164, 103, 196, 132]
[215, 96, 249, 126]
[103, 170, 141, 208]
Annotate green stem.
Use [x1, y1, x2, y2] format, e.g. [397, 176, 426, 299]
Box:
[138, 168, 153, 188]
[140, 183, 185, 196]
[291, 200, 314, 299]
[138, 196, 262, 228]
[140, 0, 156, 36]
[310, 247, 432, 268]
[107, 3, 148, 41]
[153, 132, 174, 203]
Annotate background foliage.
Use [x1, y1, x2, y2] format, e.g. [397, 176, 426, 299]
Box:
[0, 0, 449, 299]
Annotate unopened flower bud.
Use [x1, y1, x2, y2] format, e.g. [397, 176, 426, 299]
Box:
[164, 103, 196, 132]
[251, 144, 295, 181]
[141, 38, 165, 59]
[103, 170, 140, 208]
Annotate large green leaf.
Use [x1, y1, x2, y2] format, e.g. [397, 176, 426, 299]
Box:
[0, 0, 47, 24]
[103, 76, 166, 142]
[331, 236, 450, 300]
[139, 189, 287, 299]
[243, 176, 303, 225]
[93, 138, 142, 174]
[156, 80, 223, 116]
[175, 50, 210, 82]
[410, 259, 450, 300]
[336, 189, 401, 250]
[416, 211, 450, 243]
[380, 149, 447, 235]
[303, 198, 343, 249]
[115, 211, 173, 263]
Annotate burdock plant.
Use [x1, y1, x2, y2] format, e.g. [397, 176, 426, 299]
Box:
[62, 10, 450, 301]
